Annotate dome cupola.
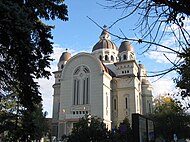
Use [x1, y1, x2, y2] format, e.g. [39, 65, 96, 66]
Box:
[118, 41, 136, 61]
[92, 26, 119, 64]
[92, 26, 118, 52]
[58, 50, 71, 70]
[119, 40, 134, 53]
[59, 51, 71, 62]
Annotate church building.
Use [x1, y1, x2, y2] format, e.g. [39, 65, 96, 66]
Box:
[52, 27, 153, 139]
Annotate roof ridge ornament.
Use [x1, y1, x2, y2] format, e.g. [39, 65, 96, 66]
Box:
[103, 25, 108, 30]
[100, 25, 110, 40]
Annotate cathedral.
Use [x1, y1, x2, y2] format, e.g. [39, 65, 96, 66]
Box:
[51, 27, 153, 139]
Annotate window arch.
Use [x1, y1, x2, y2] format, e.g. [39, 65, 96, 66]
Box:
[73, 66, 90, 105]
[105, 55, 108, 61]
[113, 99, 117, 110]
[99, 55, 102, 61]
[124, 94, 129, 110]
[125, 97, 128, 109]
[73, 66, 80, 75]
[123, 54, 127, 60]
[111, 55, 114, 61]
[119, 56, 121, 61]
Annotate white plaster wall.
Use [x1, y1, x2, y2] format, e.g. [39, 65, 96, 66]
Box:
[142, 84, 153, 114]
[115, 77, 137, 123]
[59, 53, 105, 120]
[102, 72, 112, 129]
[52, 84, 60, 122]
[115, 61, 139, 77]
[91, 48, 118, 63]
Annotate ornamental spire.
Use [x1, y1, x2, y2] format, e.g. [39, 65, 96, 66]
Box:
[100, 25, 111, 40]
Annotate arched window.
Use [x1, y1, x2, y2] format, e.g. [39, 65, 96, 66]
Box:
[111, 55, 114, 61]
[119, 56, 121, 61]
[123, 54, 127, 60]
[149, 103, 151, 113]
[99, 55, 102, 61]
[113, 99, 117, 110]
[125, 97, 128, 109]
[73, 66, 90, 105]
[105, 55, 108, 61]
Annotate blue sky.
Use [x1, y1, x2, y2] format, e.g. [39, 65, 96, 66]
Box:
[39, 1, 189, 117]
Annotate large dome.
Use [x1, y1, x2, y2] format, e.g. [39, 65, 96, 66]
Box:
[119, 41, 134, 53]
[59, 52, 71, 62]
[92, 39, 118, 52]
[92, 28, 118, 52]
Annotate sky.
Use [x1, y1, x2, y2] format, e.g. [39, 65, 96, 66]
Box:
[39, 0, 190, 117]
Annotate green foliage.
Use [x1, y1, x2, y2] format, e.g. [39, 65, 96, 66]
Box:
[175, 49, 190, 99]
[0, 0, 68, 111]
[0, 94, 20, 135]
[0, 94, 48, 141]
[110, 117, 133, 142]
[65, 115, 111, 142]
[0, 0, 68, 140]
[150, 96, 190, 141]
[153, 96, 184, 114]
[63, 115, 134, 142]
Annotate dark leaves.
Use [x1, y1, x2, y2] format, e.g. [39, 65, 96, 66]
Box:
[0, 0, 68, 140]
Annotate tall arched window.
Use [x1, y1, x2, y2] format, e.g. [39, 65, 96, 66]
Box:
[99, 55, 102, 61]
[125, 97, 128, 109]
[105, 55, 108, 61]
[113, 99, 117, 110]
[111, 55, 114, 61]
[73, 66, 90, 105]
[119, 56, 121, 61]
[123, 54, 127, 60]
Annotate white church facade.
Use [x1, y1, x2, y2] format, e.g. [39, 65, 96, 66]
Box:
[51, 27, 153, 139]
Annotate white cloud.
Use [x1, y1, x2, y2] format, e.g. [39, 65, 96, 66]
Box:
[146, 50, 178, 64]
[152, 78, 175, 96]
[39, 77, 54, 117]
[145, 36, 180, 63]
[39, 44, 65, 117]
[146, 18, 190, 64]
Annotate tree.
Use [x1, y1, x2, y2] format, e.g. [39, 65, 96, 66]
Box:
[175, 48, 190, 99]
[99, 0, 190, 100]
[64, 115, 111, 142]
[102, 0, 189, 55]
[0, 94, 18, 135]
[110, 117, 133, 142]
[0, 0, 68, 111]
[0, 0, 68, 140]
[150, 95, 190, 141]
[0, 94, 48, 141]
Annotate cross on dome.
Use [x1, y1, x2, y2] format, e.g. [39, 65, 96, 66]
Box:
[103, 25, 107, 30]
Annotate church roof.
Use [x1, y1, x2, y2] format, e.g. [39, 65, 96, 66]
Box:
[119, 40, 134, 53]
[100, 62, 116, 77]
[59, 51, 71, 62]
[92, 27, 118, 52]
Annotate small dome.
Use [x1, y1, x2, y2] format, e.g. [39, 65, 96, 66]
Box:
[92, 28, 118, 52]
[119, 41, 134, 53]
[59, 52, 71, 62]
